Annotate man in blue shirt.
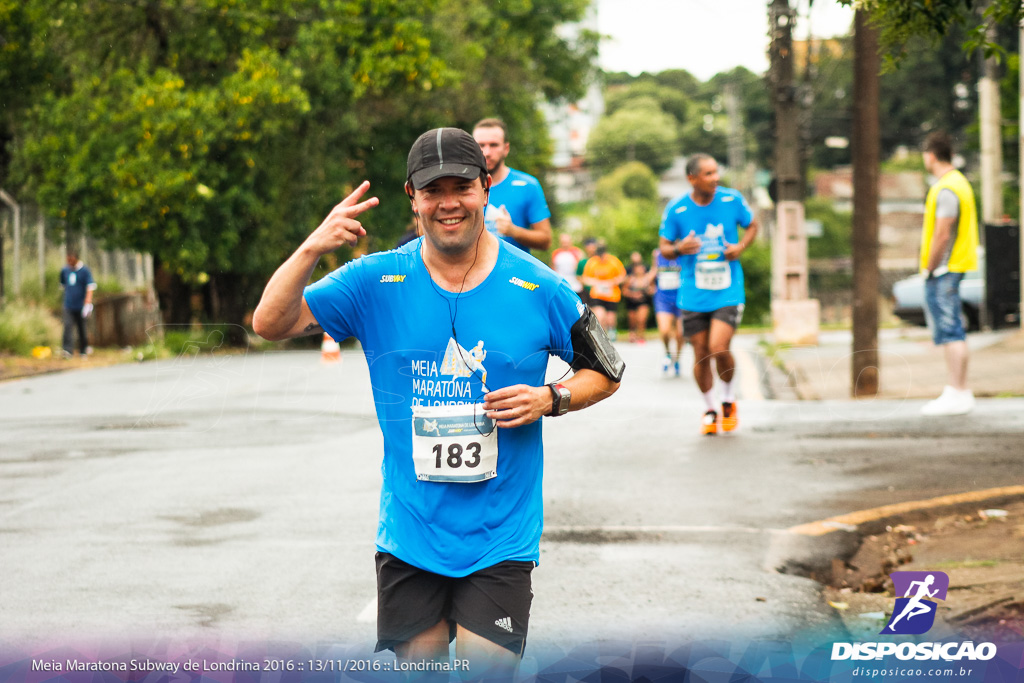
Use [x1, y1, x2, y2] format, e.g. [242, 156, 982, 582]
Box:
[253, 128, 620, 677]
[58, 250, 96, 358]
[659, 154, 758, 436]
[473, 118, 552, 253]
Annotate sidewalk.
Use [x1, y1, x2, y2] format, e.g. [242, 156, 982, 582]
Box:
[752, 324, 1024, 643]
[762, 326, 1024, 401]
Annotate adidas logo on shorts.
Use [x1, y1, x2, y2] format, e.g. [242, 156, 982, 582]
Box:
[494, 617, 514, 633]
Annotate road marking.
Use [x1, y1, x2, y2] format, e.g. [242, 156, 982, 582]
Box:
[357, 597, 376, 623]
[788, 485, 1024, 536]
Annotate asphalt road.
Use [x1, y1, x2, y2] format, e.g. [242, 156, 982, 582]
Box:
[2, 336, 1022, 658]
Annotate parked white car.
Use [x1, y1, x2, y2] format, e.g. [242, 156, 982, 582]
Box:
[891, 261, 984, 331]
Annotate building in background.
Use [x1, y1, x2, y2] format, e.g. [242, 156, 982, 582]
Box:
[543, 3, 604, 206]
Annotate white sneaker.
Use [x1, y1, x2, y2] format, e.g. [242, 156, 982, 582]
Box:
[662, 355, 672, 375]
[921, 386, 975, 416]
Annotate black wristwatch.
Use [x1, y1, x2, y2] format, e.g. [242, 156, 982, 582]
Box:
[547, 383, 571, 417]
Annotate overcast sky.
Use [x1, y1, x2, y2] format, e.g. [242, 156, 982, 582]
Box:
[596, 0, 856, 80]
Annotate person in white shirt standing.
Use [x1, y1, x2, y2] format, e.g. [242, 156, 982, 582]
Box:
[551, 233, 584, 294]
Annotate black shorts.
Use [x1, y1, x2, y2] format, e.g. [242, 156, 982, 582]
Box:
[624, 297, 649, 311]
[681, 305, 744, 336]
[374, 552, 534, 656]
[590, 298, 619, 313]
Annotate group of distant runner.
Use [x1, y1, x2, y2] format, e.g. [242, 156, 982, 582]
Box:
[549, 153, 758, 437]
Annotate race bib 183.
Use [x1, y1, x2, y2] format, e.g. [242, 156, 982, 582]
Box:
[411, 403, 498, 483]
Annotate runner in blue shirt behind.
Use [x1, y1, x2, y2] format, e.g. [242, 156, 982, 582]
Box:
[659, 153, 759, 436]
[650, 248, 684, 377]
[473, 118, 552, 253]
[253, 127, 622, 679]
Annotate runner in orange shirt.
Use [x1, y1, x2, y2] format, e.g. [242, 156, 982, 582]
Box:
[581, 241, 627, 341]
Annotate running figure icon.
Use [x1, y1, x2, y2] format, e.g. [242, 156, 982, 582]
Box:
[886, 574, 939, 632]
[881, 571, 951, 635]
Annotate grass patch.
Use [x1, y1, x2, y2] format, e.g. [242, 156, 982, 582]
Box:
[0, 302, 62, 354]
[756, 338, 792, 371]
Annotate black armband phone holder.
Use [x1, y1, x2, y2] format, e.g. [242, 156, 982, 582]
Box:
[569, 307, 626, 383]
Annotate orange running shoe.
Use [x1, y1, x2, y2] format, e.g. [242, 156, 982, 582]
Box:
[721, 401, 738, 433]
[701, 410, 719, 436]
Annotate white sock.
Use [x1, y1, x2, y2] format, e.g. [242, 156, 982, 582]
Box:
[721, 380, 736, 403]
[703, 390, 717, 412]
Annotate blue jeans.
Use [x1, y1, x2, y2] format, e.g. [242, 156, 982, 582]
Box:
[923, 271, 965, 345]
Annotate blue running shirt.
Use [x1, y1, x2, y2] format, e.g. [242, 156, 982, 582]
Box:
[484, 168, 551, 253]
[658, 187, 753, 313]
[304, 238, 583, 577]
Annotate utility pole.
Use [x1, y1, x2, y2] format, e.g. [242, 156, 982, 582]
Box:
[769, 0, 819, 345]
[724, 82, 747, 192]
[851, 9, 880, 397]
[770, 0, 802, 205]
[978, 16, 1002, 332]
[37, 216, 46, 297]
[979, 26, 1004, 224]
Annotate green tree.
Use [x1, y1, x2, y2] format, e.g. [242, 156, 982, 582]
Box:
[5, 0, 597, 338]
[706, 67, 774, 168]
[805, 196, 852, 259]
[595, 161, 660, 205]
[0, 1, 62, 186]
[589, 162, 661, 259]
[804, 26, 1011, 168]
[587, 106, 678, 175]
[604, 82, 692, 130]
[841, 0, 1023, 65]
[598, 66, 772, 168]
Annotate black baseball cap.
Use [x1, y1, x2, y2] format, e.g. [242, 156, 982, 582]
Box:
[407, 128, 487, 190]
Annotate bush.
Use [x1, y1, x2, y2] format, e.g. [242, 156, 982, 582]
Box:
[0, 302, 62, 354]
[8, 264, 65, 313]
[740, 240, 772, 327]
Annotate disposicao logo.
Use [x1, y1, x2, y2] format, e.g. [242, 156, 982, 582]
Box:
[831, 569, 997, 663]
[882, 571, 949, 635]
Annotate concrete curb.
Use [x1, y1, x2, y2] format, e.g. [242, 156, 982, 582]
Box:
[765, 485, 1024, 580]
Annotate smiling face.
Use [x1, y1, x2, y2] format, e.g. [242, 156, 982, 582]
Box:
[411, 175, 490, 256]
[472, 125, 509, 175]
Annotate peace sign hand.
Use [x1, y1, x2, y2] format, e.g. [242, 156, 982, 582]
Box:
[304, 181, 379, 256]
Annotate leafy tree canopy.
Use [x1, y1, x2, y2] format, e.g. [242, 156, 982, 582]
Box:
[605, 82, 691, 127]
[3, 0, 597, 328]
[805, 23, 1018, 169]
[586, 107, 678, 175]
[842, 0, 1023, 66]
[595, 161, 659, 206]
